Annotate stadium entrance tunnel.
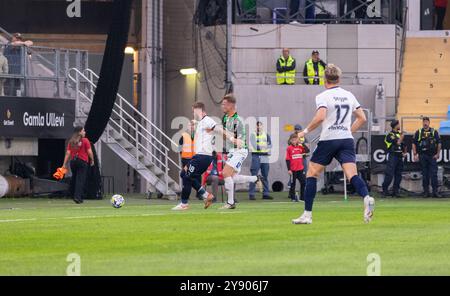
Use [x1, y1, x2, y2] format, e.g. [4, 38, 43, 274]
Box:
[272, 181, 284, 192]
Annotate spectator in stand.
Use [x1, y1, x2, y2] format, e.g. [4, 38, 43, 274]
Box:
[202, 151, 224, 203]
[303, 50, 327, 85]
[0, 46, 8, 96]
[286, 133, 309, 202]
[3, 33, 33, 97]
[276, 48, 296, 85]
[435, 0, 448, 30]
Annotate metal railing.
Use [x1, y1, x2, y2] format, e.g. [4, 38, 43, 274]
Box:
[396, 4, 408, 114]
[400, 116, 449, 133]
[236, 74, 384, 85]
[235, 0, 405, 25]
[0, 43, 88, 98]
[68, 68, 182, 193]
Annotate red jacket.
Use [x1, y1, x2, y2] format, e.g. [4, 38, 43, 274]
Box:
[286, 144, 308, 171]
[67, 138, 91, 163]
[202, 153, 225, 185]
[435, 0, 448, 8]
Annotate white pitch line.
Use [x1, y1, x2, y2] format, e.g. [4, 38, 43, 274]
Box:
[0, 218, 37, 223]
[0, 210, 244, 224]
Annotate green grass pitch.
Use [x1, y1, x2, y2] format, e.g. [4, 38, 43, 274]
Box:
[1, 192, 449, 275]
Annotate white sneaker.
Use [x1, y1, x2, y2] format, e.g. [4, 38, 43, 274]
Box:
[219, 203, 236, 210]
[292, 213, 312, 224]
[172, 203, 189, 211]
[364, 196, 375, 223]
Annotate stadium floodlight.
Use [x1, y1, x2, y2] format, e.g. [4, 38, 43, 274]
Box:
[180, 68, 198, 75]
[124, 46, 135, 54]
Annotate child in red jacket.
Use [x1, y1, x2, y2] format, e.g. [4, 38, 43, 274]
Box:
[286, 133, 310, 201]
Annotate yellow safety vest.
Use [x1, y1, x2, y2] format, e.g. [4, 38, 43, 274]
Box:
[181, 132, 195, 159]
[384, 131, 400, 150]
[306, 58, 325, 85]
[276, 56, 296, 85]
[253, 132, 269, 153]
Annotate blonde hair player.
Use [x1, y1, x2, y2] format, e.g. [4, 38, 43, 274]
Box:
[292, 64, 375, 224]
[205, 94, 260, 210]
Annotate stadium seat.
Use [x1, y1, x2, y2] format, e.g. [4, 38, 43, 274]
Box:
[397, 38, 450, 133]
[439, 120, 450, 135]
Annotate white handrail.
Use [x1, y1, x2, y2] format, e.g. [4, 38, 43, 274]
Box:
[68, 68, 173, 155]
[83, 68, 178, 148]
[76, 90, 168, 169]
[76, 85, 179, 170]
[68, 68, 181, 171]
[68, 68, 169, 150]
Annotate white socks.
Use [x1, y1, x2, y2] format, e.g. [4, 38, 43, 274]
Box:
[232, 175, 257, 184]
[224, 175, 257, 205]
[224, 177, 234, 205]
[303, 211, 312, 217]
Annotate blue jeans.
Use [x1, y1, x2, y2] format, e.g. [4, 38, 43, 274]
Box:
[249, 154, 270, 197]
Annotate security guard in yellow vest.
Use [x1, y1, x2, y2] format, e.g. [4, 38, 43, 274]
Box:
[413, 117, 442, 197]
[249, 121, 272, 200]
[179, 120, 202, 199]
[303, 50, 326, 85]
[276, 48, 296, 85]
[382, 120, 406, 197]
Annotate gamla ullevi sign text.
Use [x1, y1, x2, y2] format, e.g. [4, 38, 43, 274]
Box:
[23, 112, 65, 127]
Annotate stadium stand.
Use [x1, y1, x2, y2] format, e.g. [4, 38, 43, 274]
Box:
[398, 37, 450, 132]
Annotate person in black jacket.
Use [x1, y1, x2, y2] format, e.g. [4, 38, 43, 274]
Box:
[412, 117, 442, 197]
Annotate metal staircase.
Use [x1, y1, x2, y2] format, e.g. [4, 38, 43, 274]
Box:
[67, 68, 181, 197]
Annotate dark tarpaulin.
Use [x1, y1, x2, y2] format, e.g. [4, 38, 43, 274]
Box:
[84, 0, 133, 199]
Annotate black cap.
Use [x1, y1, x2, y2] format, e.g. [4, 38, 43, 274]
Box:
[390, 120, 399, 129]
[312, 50, 319, 55]
[422, 116, 430, 122]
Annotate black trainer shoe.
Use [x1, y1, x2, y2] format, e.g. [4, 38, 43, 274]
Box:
[432, 192, 442, 198]
[249, 196, 256, 201]
[381, 191, 389, 198]
[262, 196, 273, 200]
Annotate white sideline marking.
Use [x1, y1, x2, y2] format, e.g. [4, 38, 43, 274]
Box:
[0, 210, 244, 223]
[0, 218, 37, 223]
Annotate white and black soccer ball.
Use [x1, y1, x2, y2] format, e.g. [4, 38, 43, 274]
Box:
[111, 194, 125, 208]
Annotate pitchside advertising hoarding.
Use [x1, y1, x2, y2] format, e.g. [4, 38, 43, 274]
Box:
[0, 97, 75, 138]
[371, 135, 450, 173]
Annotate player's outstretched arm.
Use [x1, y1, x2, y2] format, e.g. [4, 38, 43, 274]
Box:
[298, 107, 327, 138]
[351, 108, 367, 133]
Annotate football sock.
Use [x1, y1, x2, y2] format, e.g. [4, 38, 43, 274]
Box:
[224, 176, 235, 205]
[197, 187, 209, 199]
[232, 175, 257, 184]
[350, 175, 369, 198]
[181, 175, 192, 204]
[304, 177, 317, 212]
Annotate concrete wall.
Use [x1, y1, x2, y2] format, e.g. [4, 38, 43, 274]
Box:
[232, 24, 400, 116]
[234, 84, 377, 191]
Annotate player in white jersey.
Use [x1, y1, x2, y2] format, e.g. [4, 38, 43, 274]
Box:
[291, 64, 375, 224]
[172, 102, 215, 211]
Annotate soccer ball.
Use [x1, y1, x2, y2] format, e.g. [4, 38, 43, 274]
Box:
[111, 194, 125, 208]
